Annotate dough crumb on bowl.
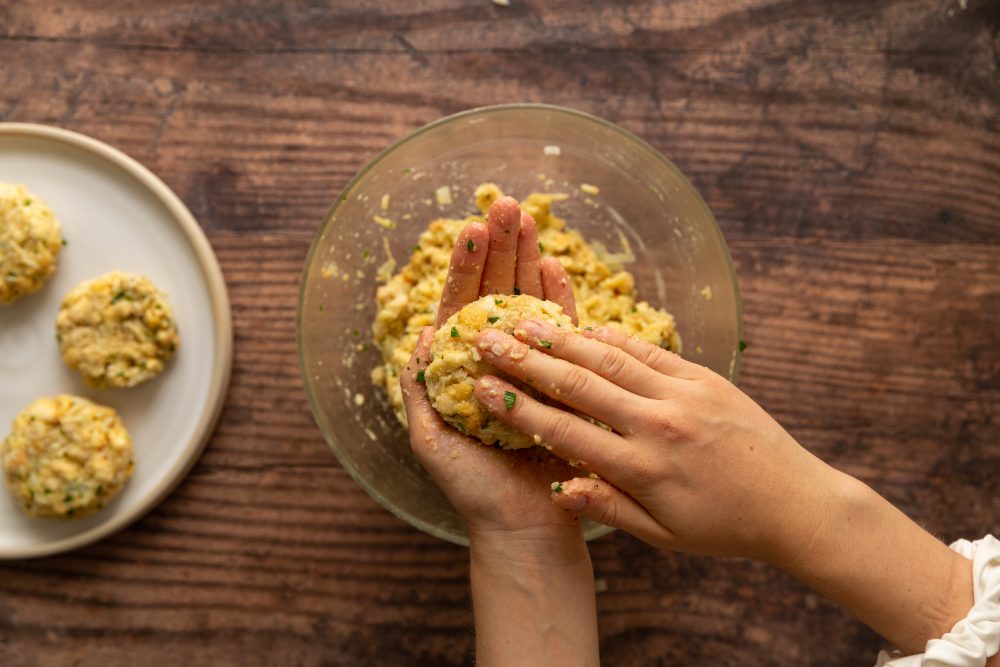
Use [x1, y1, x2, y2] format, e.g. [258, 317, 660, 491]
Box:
[425, 294, 573, 449]
[56, 271, 180, 388]
[2, 395, 134, 519]
[372, 183, 680, 429]
[0, 182, 63, 304]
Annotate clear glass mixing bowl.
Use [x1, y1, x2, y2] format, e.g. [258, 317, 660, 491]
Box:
[298, 104, 742, 546]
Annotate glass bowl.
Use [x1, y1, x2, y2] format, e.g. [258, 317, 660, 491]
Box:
[297, 104, 742, 546]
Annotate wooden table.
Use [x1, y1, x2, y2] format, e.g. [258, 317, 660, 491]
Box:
[2, 1, 998, 665]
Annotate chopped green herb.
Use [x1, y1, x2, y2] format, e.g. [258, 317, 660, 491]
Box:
[61, 238, 68, 246]
[56, 334, 62, 343]
[584, 326, 593, 331]
[412, 244, 421, 252]
[403, 167, 413, 174]
[455, 423, 468, 434]
[551, 481, 564, 494]
[494, 298, 504, 305]
[467, 238, 476, 252]
[340, 194, 348, 202]
[660, 341, 673, 351]
[503, 391, 516, 411]
[24, 198, 32, 205]
[630, 306, 638, 313]
[353, 329, 360, 337]
[487, 316, 500, 324]
[318, 304, 324, 312]
[110, 291, 127, 304]
[416, 370, 426, 383]
[63, 495, 73, 503]
[96, 485, 105, 496]
[362, 249, 371, 259]
[450, 326, 459, 337]
[139, 361, 147, 370]
[538, 242, 544, 252]
[514, 287, 522, 295]
[739, 339, 749, 352]
[538, 339, 553, 349]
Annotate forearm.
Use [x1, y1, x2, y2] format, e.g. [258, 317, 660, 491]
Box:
[780, 470, 974, 655]
[469, 526, 600, 667]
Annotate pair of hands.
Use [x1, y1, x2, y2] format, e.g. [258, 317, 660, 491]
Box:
[401, 196, 839, 567]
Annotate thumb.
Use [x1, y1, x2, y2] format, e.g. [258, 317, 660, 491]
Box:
[551, 477, 675, 550]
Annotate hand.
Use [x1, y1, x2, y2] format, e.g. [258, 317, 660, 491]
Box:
[468, 319, 843, 564]
[402, 196, 581, 536]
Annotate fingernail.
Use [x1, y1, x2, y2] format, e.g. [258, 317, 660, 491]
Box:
[558, 492, 588, 512]
[515, 319, 548, 340]
[474, 376, 506, 411]
[477, 330, 511, 358]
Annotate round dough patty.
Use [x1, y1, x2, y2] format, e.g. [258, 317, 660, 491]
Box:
[425, 294, 575, 449]
[57, 271, 180, 388]
[0, 182, 63, 304]
[2, 395, 134, 518]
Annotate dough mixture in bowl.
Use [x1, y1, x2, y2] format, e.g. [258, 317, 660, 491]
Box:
[0, 182, 63, 304]
[425, 294, 574, 449]
[2, 395, 134, 518]
[57, 271, 180, 388]
[373, 183, 680, 432]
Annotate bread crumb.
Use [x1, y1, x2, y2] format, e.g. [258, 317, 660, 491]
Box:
[380, 194, 390, 210]
[492, 0, 510, 5]
[354, 393, 365, 406]
[700, 285, 713, 300]
[543, 145, 561, 156]
[435, 186, 452, 206]
[374, 215, 396, 230]
[580, 183, 599, 195]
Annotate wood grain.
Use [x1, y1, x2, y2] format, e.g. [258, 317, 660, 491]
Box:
[1, 1, 998, 665]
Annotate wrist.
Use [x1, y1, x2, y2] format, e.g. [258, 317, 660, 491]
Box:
[469, 521, 589, 570]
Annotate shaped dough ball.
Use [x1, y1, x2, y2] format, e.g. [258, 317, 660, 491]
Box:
[57, 271, 180, 388]
[0, 182, 63, 304]
[2, 395, 134, 519]
[425, 294, 574, 449]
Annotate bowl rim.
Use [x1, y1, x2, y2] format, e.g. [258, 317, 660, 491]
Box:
[296, 103, 743, 546]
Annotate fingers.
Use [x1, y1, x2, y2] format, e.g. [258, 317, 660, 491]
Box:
[551, 477, 676, 549]
[583, 326, 701, 380]
[480, 196, 520, 296]
[514, 211, 544, 299]
[474, 375, 629, 475]
[512, 319, 673, 399]
[399, 327, 442, 440]
[475, 330, 646, 433]
[540, 257, 578, 324]
[437, 222, 490, 326]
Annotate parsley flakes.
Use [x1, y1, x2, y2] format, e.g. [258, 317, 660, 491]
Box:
[503, 391, 516, 411]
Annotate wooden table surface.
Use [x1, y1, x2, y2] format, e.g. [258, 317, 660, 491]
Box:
[2, 1, 998, 665]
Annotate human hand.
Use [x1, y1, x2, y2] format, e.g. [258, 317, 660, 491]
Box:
[401, 196, 582, 537]
[403, 198, 601, 666]
[469, 320, 846, 565]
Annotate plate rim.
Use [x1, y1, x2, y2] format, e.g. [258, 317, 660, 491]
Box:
[0, 122, 233, 559]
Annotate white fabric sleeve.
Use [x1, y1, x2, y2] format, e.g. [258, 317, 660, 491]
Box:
[874, 534, 1000, 667]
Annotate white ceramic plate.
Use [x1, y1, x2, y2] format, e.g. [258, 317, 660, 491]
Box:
[0, 124, 232, 558]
